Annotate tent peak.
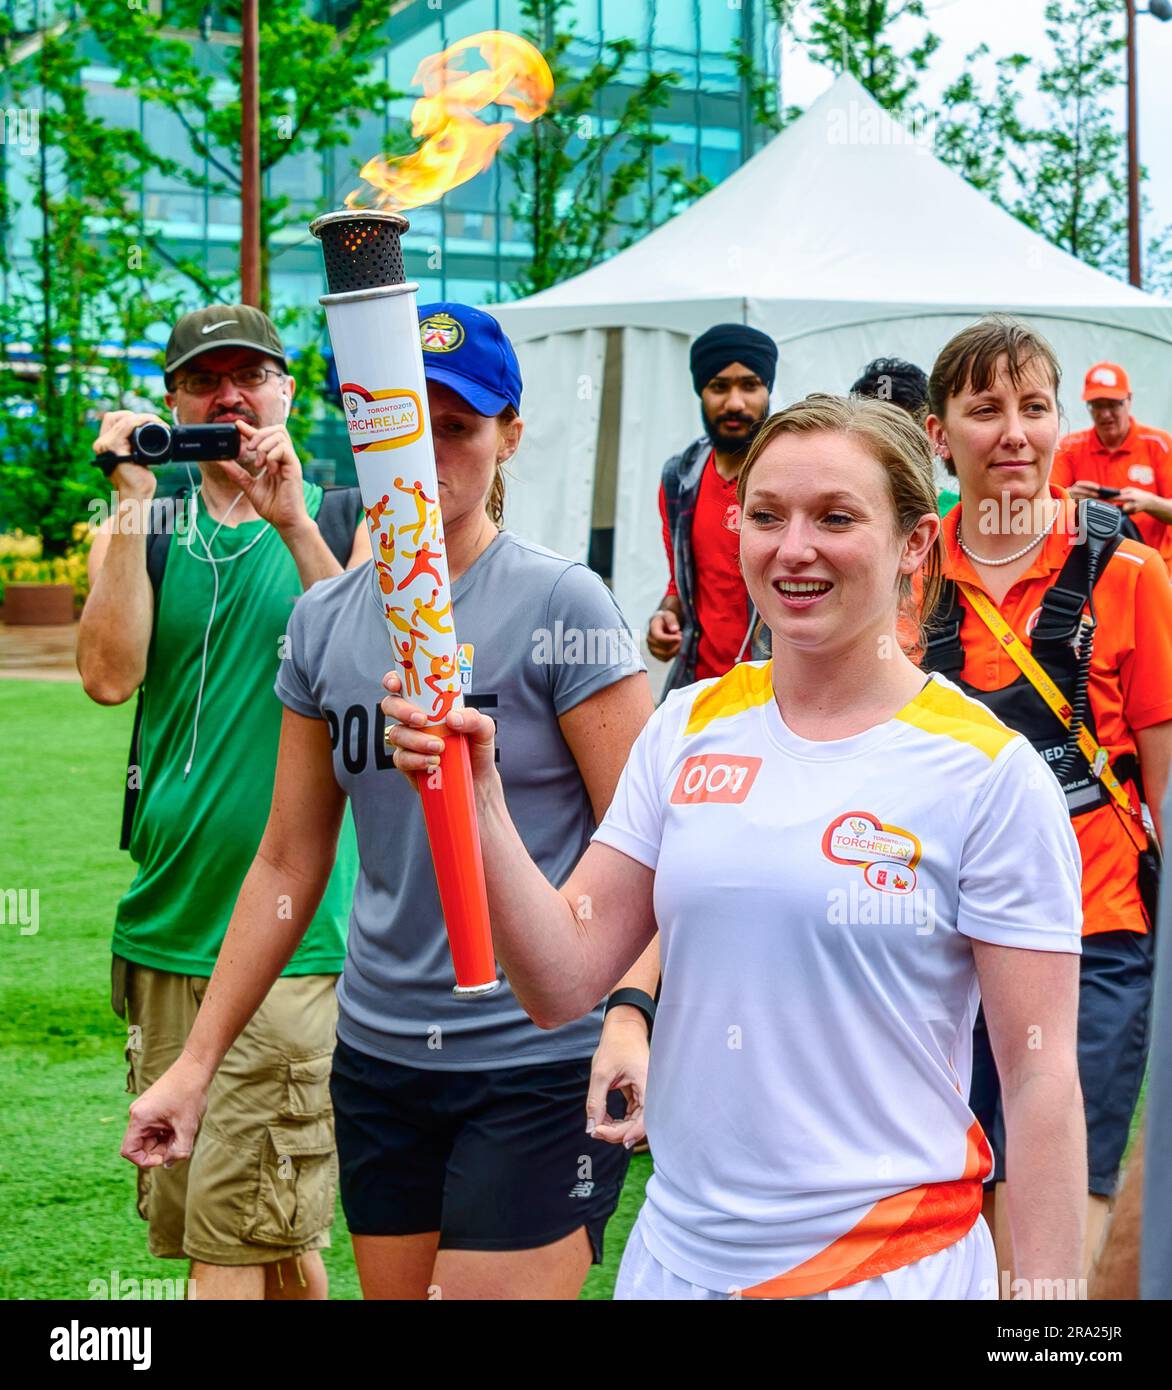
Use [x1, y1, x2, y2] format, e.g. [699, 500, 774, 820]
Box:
[501, 67, 1166, 317]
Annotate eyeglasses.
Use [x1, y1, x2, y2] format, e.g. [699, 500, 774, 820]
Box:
[176, 366, 285, 396]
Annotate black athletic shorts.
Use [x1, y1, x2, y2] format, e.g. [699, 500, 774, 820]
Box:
[970, 927, 1153, 1197]
[330, 1035, 633, 1258]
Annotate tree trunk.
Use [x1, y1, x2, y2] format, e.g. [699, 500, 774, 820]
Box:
[37, 68, 66, 555]
[260, 222, 272, 315]
[1068, 18, 1087, 257]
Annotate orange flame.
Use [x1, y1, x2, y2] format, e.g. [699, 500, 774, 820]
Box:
[347, 30, 554, 212]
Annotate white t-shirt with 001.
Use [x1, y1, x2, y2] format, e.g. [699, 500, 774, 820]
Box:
[593, 661, 1083, 1298]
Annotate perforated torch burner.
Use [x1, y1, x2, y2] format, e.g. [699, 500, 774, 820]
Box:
[310, 209, 409, 294]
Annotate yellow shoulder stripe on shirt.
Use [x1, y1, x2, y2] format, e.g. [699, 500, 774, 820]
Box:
[896, 680, 1017, 761]
[685, 661, 774, 735]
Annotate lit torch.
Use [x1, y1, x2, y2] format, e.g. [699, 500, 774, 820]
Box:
[310, 33, 551, 996]
[346, 30, 553, 211]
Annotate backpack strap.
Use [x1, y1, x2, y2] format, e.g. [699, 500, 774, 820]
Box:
[144, 500, 176, 597]
[120, 493, 186, 851]
[119, 697, 145, 853]
[315, 484, 364, 564]
[920, 577, 966, 678]
[923, 500, 1123, 675]
[1032, 499, 1124, 645]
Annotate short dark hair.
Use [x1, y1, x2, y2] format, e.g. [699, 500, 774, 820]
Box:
[927, 315, 1061, 423]
[851, 358, 930, 423]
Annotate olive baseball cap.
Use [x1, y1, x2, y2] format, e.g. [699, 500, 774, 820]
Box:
[164, 305, 287, 388]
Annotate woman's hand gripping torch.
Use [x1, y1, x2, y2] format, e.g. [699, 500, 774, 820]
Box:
[310, 210, 498, 996]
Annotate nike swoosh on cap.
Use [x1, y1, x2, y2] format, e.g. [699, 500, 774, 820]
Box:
[201, 320, 239, 334]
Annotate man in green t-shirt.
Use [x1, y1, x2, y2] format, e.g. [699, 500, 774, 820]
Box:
[80, 306, 363, 1301]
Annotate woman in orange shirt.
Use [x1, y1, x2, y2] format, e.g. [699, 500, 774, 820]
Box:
[922, 315, 1172, 1285]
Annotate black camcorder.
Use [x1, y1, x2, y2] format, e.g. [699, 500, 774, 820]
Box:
[95, 422, 240, 475]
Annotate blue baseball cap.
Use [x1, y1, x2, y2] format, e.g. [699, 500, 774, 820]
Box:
[417, 302, 522, 415]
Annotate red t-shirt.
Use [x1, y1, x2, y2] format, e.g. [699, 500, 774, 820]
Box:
[658, 450, 749, 680]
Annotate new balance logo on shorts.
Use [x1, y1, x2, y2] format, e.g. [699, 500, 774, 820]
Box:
[568, 1180, 595, 1198]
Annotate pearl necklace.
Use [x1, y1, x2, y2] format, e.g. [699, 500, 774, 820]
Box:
[957, 519, 1053, 567]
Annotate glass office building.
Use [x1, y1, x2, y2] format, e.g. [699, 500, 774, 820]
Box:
[5, 0, 780, 310]
[362, 0, 780, 309]
[3, 1, 779, 471]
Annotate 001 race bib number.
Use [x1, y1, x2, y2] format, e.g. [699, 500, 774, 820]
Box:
[670, 754, 762, 805]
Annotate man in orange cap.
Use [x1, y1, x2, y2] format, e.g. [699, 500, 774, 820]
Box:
[1052, 362, 1172, 567]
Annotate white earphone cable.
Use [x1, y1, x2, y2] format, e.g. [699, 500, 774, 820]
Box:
[178, 461, 274, 778]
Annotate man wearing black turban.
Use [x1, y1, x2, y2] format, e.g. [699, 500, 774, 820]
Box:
[648, 324, 778, 694]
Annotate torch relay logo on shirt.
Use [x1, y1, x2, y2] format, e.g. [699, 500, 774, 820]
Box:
[823, 811, 920, 866]
[822, 811, 922, 894]
[822, 812, 936, 931]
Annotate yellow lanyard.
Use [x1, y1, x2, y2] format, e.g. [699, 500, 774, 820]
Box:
[958, 581, 1148, 851]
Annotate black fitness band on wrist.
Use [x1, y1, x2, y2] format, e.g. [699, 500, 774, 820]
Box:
[605, 987, 656, 1037]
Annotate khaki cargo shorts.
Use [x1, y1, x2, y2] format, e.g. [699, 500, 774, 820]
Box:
[114, 956, 339, 1266]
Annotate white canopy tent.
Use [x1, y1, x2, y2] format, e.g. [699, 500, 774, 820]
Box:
[491, 74, 1172, 636]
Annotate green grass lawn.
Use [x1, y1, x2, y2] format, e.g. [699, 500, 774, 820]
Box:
[0, 679, 649, 1300]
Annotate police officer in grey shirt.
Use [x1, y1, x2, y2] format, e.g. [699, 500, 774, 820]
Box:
[120, 303, 660, 1300]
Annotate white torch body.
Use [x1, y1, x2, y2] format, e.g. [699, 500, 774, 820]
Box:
[321, 282, 463, 725]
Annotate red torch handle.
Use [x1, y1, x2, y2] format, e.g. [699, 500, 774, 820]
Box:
[414, 729, 499, 996]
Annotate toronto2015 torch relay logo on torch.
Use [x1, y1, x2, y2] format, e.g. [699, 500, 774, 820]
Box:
[340, 385, 425, 451]
[310, 31, 553, 997]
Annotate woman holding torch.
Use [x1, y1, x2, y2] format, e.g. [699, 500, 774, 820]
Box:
[387, 393, 1086, 1300]
[121, 304, 657, 1300]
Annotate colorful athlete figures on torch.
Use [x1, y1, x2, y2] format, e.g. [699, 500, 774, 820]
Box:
[383, 590, 459, 718]
[399, 542, 445, 591]
[395, 476, 436, 546]
[424, 652, 462, 723]
[365, 492, 393, 529]
[413, 588, 454, 635]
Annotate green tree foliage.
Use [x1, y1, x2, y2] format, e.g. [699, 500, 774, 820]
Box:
[0, 18, 185, 554]
[797, 0, 941, 113]
[934, 47, 1033, 198]
[729, 0, 803, 137]
[1005, 0, 1131, 277]
[503, 0, 711, 297]
[937, 0, 1169, 289]
[78, 0, 400, 311]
